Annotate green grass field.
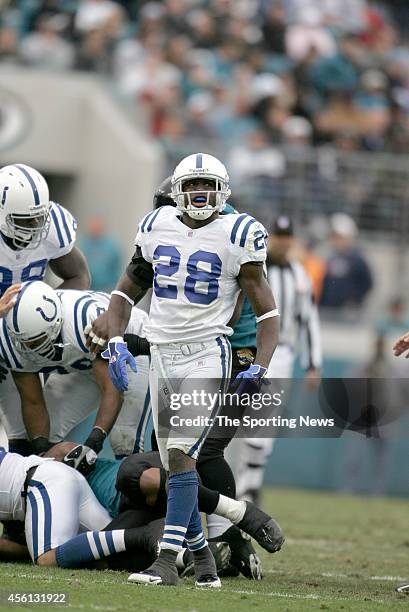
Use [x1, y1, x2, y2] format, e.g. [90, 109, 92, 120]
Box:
[0, 487, 407, 611]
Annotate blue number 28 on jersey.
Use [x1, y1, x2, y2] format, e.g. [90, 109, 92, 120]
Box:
[153, 246, 222, 305]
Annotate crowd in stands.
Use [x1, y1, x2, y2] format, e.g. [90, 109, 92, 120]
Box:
[1, 1, 409, 163]
[3, 0, 409, 314]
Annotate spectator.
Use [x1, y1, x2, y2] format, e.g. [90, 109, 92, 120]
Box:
[0, 25, 19, 65]
[79, 216, 122, 292]
[299, 238, 326, 303]
[261, 1, 287, 54]
[228, 128, 285, 186]
[74, 0, 124, 39]
[376, 297, 409, 337]
[320, 213, 373, 309]
[75, 29, 112, 73]
[281, 115, 313, 149]
[19, 15, 75, 70]
[285, 7, 337, 63]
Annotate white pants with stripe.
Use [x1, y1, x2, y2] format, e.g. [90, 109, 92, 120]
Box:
[149, 337, 231, 471]
[232, 344, 294, 497]
[25, 460, 110, 562]
[0, 356, 150, 456]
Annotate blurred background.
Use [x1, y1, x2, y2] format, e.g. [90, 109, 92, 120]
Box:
[0, 0, 408, 496]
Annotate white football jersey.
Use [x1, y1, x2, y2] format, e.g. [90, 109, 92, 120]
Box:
[0, 447, 51, 521]
[0, 289, 148, 373]
[135, 206, 267, 344]
[0, 202, 77, 297]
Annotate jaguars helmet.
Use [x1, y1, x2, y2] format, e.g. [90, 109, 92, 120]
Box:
[153, 176, 175, 209]
[0, 164, 51, 249]
[171, 153, 231, 220]
[6, 281, 63, 362]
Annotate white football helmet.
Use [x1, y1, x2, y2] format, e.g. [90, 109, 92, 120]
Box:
[0, 164, 51, 249]
[6, 281, 63, 363]
[171, 153, 231, 220]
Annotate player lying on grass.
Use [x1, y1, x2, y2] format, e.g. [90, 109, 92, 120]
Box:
[0, 443, 284, 576]
[0, 281, 151, 465]
[0, 445, 176, 568]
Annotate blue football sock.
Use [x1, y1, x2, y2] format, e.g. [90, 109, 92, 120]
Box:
[56, 530, 126, 568]
[186, 500, 207, 552]
[160, 470, 198, 553]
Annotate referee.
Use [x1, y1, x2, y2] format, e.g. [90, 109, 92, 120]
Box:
[235, 215, 322, 504]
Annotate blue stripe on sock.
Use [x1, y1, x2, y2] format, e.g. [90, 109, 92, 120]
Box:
[105, 531, 116, 554]
[162, 536, 184, 545]
[92, 532, 104, 559]
[164, 529, 186, 538]
[188, 539, 206, 551]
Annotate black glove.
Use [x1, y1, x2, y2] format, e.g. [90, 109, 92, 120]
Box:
[63, 444, 98, 477]
[124, 333, 150, 356]
[31, 436, 52, 456]
[84, 427, 107, 454]
[0, 363, 8, 383]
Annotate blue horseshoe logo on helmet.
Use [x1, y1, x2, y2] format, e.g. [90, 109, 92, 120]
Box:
[36, 295, 57, 322]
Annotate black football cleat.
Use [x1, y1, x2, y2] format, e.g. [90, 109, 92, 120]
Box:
[195, 574, 221, 588]
[129, 553, 179, 586]
[236, 501, 284, 553]
[396, 582, 409, 593]
[213, 526, 262, 580]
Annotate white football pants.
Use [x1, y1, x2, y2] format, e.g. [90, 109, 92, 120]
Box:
[149, 337, 231, 471]
[25, 460, 110, 562]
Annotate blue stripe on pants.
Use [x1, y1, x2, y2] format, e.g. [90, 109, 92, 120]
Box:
[27, 491, 39, 560]
[30, 480, 52, 554]
[188, 337, 230, 457]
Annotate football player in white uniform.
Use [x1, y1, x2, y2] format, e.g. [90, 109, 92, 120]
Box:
[0, 281, 150, 469]
[94, 153, 280, 587]
[0, 446, 172, 568]
[0, 284, 21, 448]
[0, 164, 91, 454]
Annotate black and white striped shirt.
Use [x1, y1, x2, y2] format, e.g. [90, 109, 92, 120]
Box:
[267, 260, 322, 370]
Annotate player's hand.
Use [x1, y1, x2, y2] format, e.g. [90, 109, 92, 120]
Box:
[0, 284, 21, 318]
[101, 336, 137, 392]
[85, 311, 109, 354]
[231, 364, 267, 395]
[63, 444, 97, 477]
[393, 332, 409, 357]
[0, 363, 8, 383]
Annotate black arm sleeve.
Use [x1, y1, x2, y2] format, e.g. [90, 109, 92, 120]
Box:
[126, 246, 154, 290]
[124, 333, 151, 356]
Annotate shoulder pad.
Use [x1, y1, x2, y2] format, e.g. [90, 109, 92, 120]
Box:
[138, 206, 171, 235]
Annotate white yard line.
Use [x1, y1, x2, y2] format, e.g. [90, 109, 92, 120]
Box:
[265, 569, 407, 582]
